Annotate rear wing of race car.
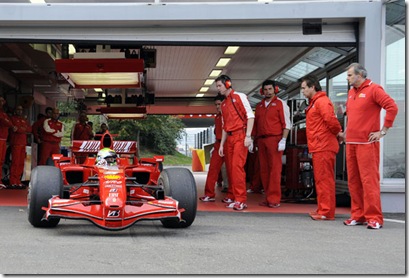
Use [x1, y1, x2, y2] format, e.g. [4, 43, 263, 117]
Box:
[71, 131, 138, 156]
[71, 140, 138, 155]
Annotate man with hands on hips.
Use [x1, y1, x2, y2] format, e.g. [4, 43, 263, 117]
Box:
[338, 63, 398, 230]
[253, 79, 291, 208]
[216, 75, 254, 211]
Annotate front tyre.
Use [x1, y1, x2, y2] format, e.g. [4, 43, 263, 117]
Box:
[28, 166, 63, 227]
[159, 168, 197, 228]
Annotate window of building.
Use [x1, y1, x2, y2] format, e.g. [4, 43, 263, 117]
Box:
[383, 0, 405, 179]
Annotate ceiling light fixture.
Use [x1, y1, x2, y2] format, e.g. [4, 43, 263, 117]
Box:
[196, 93, 205, 98]
[30, 0, 46, 3]
[204, 79, 214, 86]
[98, 106, 147, 120]
[209, 70, 222, 78]
[216, 58, 231, 67]
[68, 44, 76, 55]
[11, 69, 34, 74]
[199, 87, 209, 93]
[55, 58, 144, 88]
[224, 46, 240, 55]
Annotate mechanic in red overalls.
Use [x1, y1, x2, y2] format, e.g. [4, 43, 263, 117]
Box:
[301, 75, 342, 220]
[339, 63, 398, 229]
[39, 108, 64, 165]
[32, 107, 53, 165]
[199, 93, 227, 202]
[217, 75, 254, 211]
[254, 80, 291, 208]
[72, 112, 94, 163]
[9, 105, 32, 189]
[72, 112, 94, 141]
[0, 96, 15, 189]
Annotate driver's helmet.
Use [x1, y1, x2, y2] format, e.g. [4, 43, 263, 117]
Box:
[96, 148, 117, 166]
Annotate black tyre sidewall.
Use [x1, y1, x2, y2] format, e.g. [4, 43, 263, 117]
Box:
[159, 168, 197, 228]
[28, 166, 63, 227]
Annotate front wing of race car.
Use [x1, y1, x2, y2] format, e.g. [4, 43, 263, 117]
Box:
[43, 196, 184, 230]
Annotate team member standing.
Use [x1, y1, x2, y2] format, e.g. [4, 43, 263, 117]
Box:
[72, 112, 94, 141]
[301, 75, 342, 220]
[32, 107, 53, 165]
[9, 105, 32, 189]
[39, 108, 64, 165]
[199, 94, 228, 202]
[217, 75, 254, 211]
[254, 80, 291, 208]
[339, 63, 398, 229]
[72, 112, 94, 163]
[94, 123, 109, 140]
[0, 96, 15, 189]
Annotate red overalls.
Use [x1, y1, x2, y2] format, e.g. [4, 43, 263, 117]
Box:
[345, 79, 398, 225]
[0, 110, 13, 183]
[72, 122, 94, 163]
[9, 115, 32, 185]
[305, 92, 342, 219]
[221, 91, 254, 203]
[254, 96, 291, 205]
[39, 118, 64, 165]
[203, 114, 224, 198]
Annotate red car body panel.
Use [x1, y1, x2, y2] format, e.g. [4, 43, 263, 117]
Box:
[42, 133, 183, 230]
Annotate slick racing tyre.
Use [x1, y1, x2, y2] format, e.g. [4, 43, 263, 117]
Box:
[28, 166, 63, 228]
[159, 168, 197, 228]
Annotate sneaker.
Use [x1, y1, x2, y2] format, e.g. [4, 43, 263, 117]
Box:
[233, 202, 247, 211]
[247, 188, 255, 193]
[226, 202, 236, 208]
[309, 211, 318, 217]
[343, 218, 367, 226]
[0, 184, 6, 190]
[367, 220, 382, 229]
[199, 196, 215, 202]
[222, 198, 234, 204]
[310, 214, 335, 221]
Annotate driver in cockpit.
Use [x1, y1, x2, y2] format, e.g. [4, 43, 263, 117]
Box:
[96, 148, 117, 167]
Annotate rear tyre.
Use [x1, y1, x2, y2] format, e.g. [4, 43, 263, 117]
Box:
[28, 166, 63, 228]
[159, 168, 197, 228]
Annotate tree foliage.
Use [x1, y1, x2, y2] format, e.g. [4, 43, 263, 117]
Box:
[108, 115, 185, 155]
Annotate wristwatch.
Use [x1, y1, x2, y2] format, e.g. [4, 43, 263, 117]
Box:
[380, 130, 387, 136]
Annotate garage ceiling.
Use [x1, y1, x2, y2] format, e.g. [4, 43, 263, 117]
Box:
[0, 0, 363, 126]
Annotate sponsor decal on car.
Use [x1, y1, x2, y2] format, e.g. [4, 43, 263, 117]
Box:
[104, 174, 121, 180]
[107, 210, 120, 217]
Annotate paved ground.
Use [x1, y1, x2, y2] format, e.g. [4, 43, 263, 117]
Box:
[0, 166, 406, 275]
[0, 205, 405, 275]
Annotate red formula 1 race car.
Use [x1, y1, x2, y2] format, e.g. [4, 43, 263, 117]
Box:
[27, 132, 197, 231]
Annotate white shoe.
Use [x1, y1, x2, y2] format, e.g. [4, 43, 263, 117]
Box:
[199, 196, 215, 202]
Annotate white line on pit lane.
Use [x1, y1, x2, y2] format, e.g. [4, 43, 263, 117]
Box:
[384, 218, 405, 224]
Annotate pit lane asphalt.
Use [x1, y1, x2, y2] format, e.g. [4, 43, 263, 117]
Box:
[0, 206, 405, 275]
